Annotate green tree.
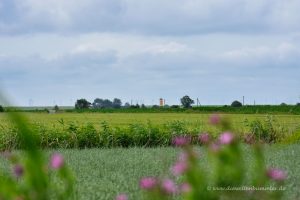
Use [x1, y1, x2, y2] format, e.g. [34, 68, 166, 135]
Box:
[54, 105, 59, 112]
[75, 99, 91, 109]
[112, 98, 122, 108]
[92, 98, 104, 108]
[231, 100, 242, 107]
[0, 105, 4, 112]
[180, 95, 194, 108]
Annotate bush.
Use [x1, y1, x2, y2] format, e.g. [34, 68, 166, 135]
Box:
[296, 103, 300, 106]
[245, 115, 285, 143]
[171, 105, 180, 108]
[231, 100, 242, 107]
[0, 105, 4, 112]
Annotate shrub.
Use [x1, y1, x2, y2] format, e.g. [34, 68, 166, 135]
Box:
[296, 103, 300, 106]
[245, 115, 285, 143]
[170, 105, 180, 108]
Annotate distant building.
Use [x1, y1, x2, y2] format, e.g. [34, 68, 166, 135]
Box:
[159, 98, 165, 107]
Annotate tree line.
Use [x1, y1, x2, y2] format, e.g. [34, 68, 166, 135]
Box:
[74, 96, 300, 109]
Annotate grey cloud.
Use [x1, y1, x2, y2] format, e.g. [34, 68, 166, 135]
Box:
[1, 0, 300, 35]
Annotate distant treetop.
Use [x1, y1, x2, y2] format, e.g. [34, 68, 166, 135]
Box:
[231, 100, 242, 107]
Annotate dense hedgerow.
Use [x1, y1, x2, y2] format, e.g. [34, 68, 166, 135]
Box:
[3, 105, 300, 114]
[0, 116, 291, 150]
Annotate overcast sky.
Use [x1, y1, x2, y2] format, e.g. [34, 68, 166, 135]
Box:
[1, 0, 300, 106]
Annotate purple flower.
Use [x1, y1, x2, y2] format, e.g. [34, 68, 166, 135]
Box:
[199, 133, 210, 144]
[172, 136, 190, 147]
[180, 183, 191, 193]
[115, 194, 128, 200]
[13, 164, 24, 177]
[162, 179, 177, 194]
[209, 114, 220, 125]
[219, 132, 234, 144]
[139, 177, 157, 190]
[50, 153, 64, 169]
[267, 168, 287, 181]
[171, 160, 188, 176]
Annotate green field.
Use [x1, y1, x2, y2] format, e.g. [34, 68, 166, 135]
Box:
[1, 112, 300, 131]
[1, 145, 299, 200]
[1, 112, 300, 149]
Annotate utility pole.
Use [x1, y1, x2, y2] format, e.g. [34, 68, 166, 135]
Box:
[242, 96, 244, 106]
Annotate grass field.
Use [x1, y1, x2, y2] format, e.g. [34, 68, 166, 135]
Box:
[1, 112, 300, 132]
[1, 145, 299, 200]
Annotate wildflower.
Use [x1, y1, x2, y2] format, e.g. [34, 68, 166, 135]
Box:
[50, 153, 64, 169]
[210, 114, 221, 125]
[210, 143, 220, 152]
[13, 164, 24, 177]
[172, 136, 190, 147]
[162, 179, 177, 194]
[139, 177, 157, 190]
[180, 183, 191, 193]
[267, 168, 287, 181]
[171, 160, 188, 176]
[219, 132, 234, 144]
[199, 133, 210, 144]
[115, 194, 128, 200]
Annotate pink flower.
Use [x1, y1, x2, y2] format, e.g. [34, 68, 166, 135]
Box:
[115, 194, 128, 200]
[219, 132, 234, 144]
[210, 143, 220, 152]
[139, 177, 157, 190]
[180, 183, 191, 193]
[267, 168, 287, 181]
[13, 164, 24, 177]
[172, 136, 190, 147]
[50, 153, 64, 169]
[171, 160, 188, 176]
[209, 114, 220, 125]
[162, 179, 177, 194]
[199, 133, 210, 144]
